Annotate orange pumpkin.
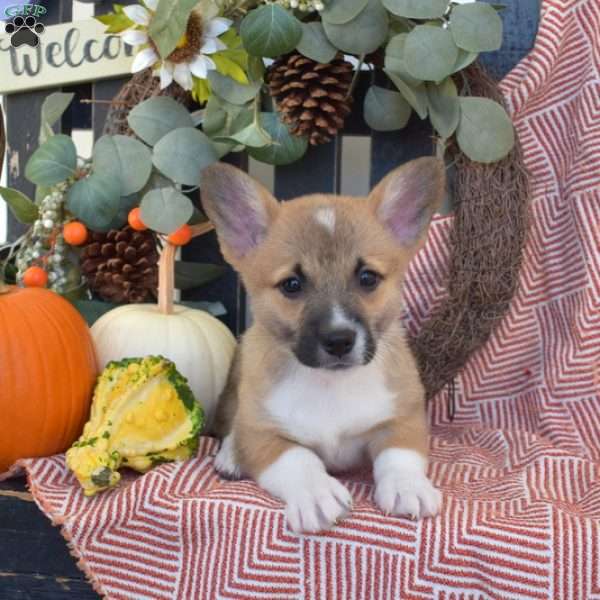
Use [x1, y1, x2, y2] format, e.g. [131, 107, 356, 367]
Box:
[0, 286, 97, 471]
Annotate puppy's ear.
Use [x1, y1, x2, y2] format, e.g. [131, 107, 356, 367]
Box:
[369, 157, 446, 249]
[201, 163, 279, 264]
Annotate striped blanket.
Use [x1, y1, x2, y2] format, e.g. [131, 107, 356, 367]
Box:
[21, 1, 600, 597]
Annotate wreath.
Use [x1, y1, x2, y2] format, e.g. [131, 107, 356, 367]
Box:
[0, 0, 528, 398]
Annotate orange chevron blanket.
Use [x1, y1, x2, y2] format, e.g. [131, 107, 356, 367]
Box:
[20, 1, 600, 598]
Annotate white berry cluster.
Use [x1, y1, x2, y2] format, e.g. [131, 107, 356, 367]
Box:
[271, 0, 326, 12]
[15, 188, 70, 293]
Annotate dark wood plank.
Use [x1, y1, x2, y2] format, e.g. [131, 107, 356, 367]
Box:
[92, 0, 136, 139]
[0, 573, 99, 600]
[479, 0, 540, 79]
[369, 115, 433, 186]
[5, 1, 73, 242]
[275, 137, 342, 199]
[0, 478, 98, 599]
[184, 153, 249, 335]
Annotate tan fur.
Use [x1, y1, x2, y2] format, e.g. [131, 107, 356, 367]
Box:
[203, 158, 445, 484]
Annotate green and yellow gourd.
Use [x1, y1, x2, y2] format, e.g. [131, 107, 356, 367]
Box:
[66, 355, 203, 496]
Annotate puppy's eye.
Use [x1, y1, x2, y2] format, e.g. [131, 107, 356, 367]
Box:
[358, 269, 380, 290]
[279, 276, 302, 297]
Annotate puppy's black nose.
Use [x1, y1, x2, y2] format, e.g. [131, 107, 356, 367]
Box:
[321, 328, 356, 358]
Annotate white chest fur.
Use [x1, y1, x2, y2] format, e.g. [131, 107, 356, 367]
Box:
[264, 360, 396, 471]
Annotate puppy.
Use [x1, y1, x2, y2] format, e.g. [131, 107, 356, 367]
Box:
[200, 157, 445, 534]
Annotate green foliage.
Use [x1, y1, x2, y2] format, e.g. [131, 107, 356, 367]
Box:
[208, 71, 261, 105]
[385, 70, 428, 119]
[174, 262, 226, 291]
[247, 112, 308, 165]
[383, 0, 447, 19]
[152, 128, 218, 186]
[364, 85, 411, 131]
[39, 92, 74, 144]
[95, 4, 134, 33]
[403, 25, 458, 82]
[385, 33, 421, 86]
[128, 96, 195, 146]
[0, 187, 39, 224]
[426, 77, 460, 138]
[67, 173, 121, 231]
[240, 5, 302, 58]
[320, 0, 369, 25]
[140, 187, 194, 233]
[297, 22, 337, 64]
[450, 2, 503, 53]
[148, 0, 199, 58]
[93, 135, 153, 196]
[323, 0, 388, 54]
[456, 97, 515, 162]
[25, 134, 77, 186]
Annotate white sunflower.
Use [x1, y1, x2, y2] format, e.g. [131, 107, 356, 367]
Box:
[120, 0, 233, 90]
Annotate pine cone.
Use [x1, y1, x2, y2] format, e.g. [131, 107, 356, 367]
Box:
[267, 52, 354, 146]
[80, 226, 159, 303]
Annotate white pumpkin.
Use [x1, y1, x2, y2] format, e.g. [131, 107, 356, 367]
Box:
[91, 232, 236, 430]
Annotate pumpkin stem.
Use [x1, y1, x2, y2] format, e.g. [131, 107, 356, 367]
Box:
[157, 222, 215, 315]
[158, 242, 176, 315]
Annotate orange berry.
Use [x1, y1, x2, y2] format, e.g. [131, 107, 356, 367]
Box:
[128, 207, 147, 231]
[167, 224, 192, 246]
[23, 266, 48, 288]
[63, 221, 88, 246]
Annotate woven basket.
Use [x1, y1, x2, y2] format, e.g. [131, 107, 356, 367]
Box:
[409, 62, 530, 399]
[103, 68, 193, 136]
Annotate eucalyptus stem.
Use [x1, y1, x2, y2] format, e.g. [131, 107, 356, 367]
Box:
[346, 54, 366, 100]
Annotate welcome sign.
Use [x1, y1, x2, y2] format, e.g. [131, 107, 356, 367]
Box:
[0, 18, 134, 94]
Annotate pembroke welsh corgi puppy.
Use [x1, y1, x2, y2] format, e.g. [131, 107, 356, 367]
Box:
[200, 157, 445, 534]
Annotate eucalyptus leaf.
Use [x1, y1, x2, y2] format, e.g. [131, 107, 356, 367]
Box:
[240, 5, 302, 58]
[93, 135, 152, 196]
[203, 99, 228, 136]
[385, 70, 428, 119]
[140, 187, 194, 234]
[174, 262, 226, 291]
[208, 71, 261, 106]
[248, 56, 266, 82]
[67, 174, 121, 231]
[426, 78, 460, 138]
[107, 194, 140, 230]
[323, 0, 389, 55]
[217, 122, 272, 148]
[456, 97, 515, 163]
[39, 92, 74, 143]
[385, 33, 421, 86]
[25, 134, 77, 186]
[153, 128, 218, 186]
[449, 2, 503, 52]
[364, 86, 411, 131]
[452, 48, 479, 73]
[248, 112, 308, 165]
[404, 25, 458, 82]
[0, 187, 38, 224]
[297, 22, 337, 63]
[383, 0, 447, 18]
[128, 96, 194, 146]
[320, 0, 369, 25]
[148, 0, 199, 58]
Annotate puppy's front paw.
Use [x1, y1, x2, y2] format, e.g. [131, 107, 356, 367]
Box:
[284, 471, 352, 533]
[258, 446, 352, 534]
[214, 434, 242, 480]
[373, 448, 441, 520]
[374, 474, 441, 519]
